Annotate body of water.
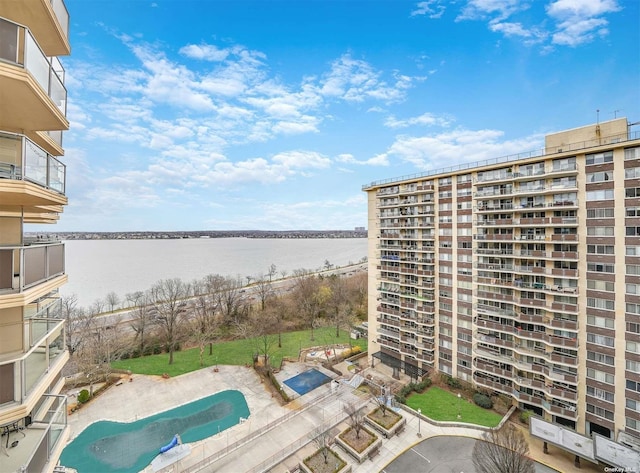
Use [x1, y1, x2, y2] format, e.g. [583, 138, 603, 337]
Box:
[62, 238, 367, 307]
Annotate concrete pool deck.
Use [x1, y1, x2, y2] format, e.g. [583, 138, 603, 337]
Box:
[64, 362, 607, 473]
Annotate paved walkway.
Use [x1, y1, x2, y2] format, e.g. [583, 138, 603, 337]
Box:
[63, 363, 607, 473]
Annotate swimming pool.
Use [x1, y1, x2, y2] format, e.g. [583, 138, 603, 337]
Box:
[283, 368, 332, 396]
[60, 389, 249, 473]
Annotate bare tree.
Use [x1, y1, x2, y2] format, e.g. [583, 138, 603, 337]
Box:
[472, 423, 535, 473]
[292, 269, 329, 341]
[309, 426, 332, 465]
[253, 273, 275, 312]
[149, 278, 191, 365]
[105, 291, 120, 312]
[344, 402, 365, 439]
[327, 274, 350, 337]
[214, 276, 248, 326]
[267, 263, 277, 282]
[58, 294, 92, 356]
[127, 291, 154, 355]
[191, 278, 221, 367]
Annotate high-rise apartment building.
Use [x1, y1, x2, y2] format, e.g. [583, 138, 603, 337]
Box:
[364, 118, 640, 443]
[0, 1, 71, 471]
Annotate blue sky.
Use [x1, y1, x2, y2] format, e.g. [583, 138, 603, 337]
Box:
[49, 0, 639, 231]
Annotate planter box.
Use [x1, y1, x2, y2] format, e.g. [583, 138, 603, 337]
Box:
[335, 427, 382, 464]
[365, 412, 406, 438]
[300, 448, 352, 473]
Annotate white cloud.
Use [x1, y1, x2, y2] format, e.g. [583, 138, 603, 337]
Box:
[433, 0, 621, 49]
[179, 44, 230, 61]
[319, 54, 418, 104]
[547, 0, 620, 46]
[380, 128, 544, 170]
[411, 1, 446, 18]
[384, 112, 453, 129]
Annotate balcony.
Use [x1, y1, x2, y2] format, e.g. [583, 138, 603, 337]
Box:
[0, 132, 66, 204]
[0, 394, 68, 473]
[0, 17, 68, 133]
[0, 242, 65, 297]
[0, 318, 66, 406]
[0, 0, 70, 56]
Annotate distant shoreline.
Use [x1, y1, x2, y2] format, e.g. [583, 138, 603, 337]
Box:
[27, 230, 367, 240]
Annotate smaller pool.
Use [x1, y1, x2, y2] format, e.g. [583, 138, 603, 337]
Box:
[283, 368, 331, 395]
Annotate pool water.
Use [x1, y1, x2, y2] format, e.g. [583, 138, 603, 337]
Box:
[283, 368, 332, 395]
[60, 389, 249, 473]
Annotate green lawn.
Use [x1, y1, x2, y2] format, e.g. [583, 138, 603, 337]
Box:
[111, 326, 367, 377]
[406, 386, 503, 427]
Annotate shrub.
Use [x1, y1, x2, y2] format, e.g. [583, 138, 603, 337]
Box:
[415, 378, 431, 392]
[442, 374, 460, 389]
[77, 389, 90, 404]
[473, 392, 493, 409]
[520, 409, 534, 425]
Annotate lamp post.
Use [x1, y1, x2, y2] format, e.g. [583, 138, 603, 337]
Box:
[457, 393, 462, 420]
[417, 408, 422, 437]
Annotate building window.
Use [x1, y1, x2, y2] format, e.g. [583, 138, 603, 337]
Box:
[457, 332, 472, 342]
[628, 379, 640, 392]
[629, 322, 640, 334]
[587, 297, 615, 311]
[627, 188, 640, 198]
[587, 171, 613, 182]
[586, 189, 614, 201]
[627, 341, 640, 354]
[457, 188, 472, 197]
[627, 418, 640, 432]
[587, 386, 615, 402]
[626, 283, 640, 295]
[627, 399, 640, 412]
[458, 228, 472, 236]
[587, 333, 615, 347]
[587, 208, 614, 218]
[626, 167, 640, 179]
[587, 245, 615, 255]
[457, 174, 472, 183]
[588, 262, 615, 273]
[587, 403, 614, 420]
[587, 315, 615, 328]
[627, 303, 640, 315]
[625, 147, 640, 160]
[439, 191, 452, 198]
[627, 360, 640, 373]
[586, 226, 614, 236]
[457, 201, 472, 210]
[626, 246, 640, 256]
[586, 150, 614, 165]
[439, 177, 452, 186]
[587, 351, 615, 365]
[587, 368, 614, 385]
[588, 280, 615, 292]
[627, 227, 640, 236]
[439, 215, 452, 223]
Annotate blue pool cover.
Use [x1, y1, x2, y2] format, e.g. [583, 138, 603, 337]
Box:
[283, 368, 332, 395]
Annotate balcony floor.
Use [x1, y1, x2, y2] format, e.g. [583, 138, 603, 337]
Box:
[0, 424, 46, 473]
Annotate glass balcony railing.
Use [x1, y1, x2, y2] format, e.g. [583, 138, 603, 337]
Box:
[0, 16, 67, 116]
[0, 319, 65, 405]
[0, 131, 66, 194]
[0, 394, 68, 473]
[0, 241, 65, 294]
[50, 0, 70, 42]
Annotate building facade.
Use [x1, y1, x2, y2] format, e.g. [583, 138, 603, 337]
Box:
[0, 1, 71, 471]
[364, 118, 640, 444]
